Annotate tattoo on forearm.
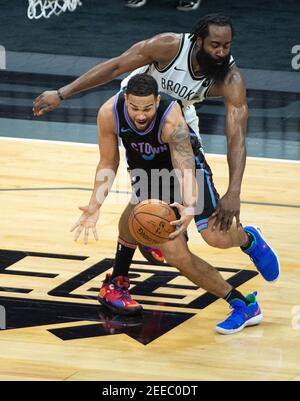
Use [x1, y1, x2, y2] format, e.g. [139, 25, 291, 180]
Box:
[169, 121, 195, 171]
[169, 121, 198, 207]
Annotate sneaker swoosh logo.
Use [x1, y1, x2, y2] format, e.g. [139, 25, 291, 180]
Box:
[174, 66, 186, 72]
[121, 128, 132, 133]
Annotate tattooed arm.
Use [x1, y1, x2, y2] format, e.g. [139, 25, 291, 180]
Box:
[161, 103, 198, 239]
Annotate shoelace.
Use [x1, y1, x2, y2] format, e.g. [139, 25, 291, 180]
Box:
[114, 281, 132, 301]
[104, 275, 132, 302]
[227, 304, 245, 318]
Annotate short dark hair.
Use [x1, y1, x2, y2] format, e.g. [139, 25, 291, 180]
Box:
[126, 73, 158, 98]
[189, 14, 235, 43]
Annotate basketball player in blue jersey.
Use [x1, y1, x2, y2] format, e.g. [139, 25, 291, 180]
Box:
[71, 74, 263, 334]
[33, 15, 280, 291]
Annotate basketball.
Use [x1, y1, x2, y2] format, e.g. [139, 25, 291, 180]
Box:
[128, 199, 177, 247]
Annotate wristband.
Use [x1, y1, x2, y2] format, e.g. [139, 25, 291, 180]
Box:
[57, 89, 64, 101]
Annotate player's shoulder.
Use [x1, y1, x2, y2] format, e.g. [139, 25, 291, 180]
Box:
[98, 95, 116, 121]
[145, 33, 182, 61]
[223, 64, 245, 89]
[158, 93, 181, 113]
[149, 32, 181, 47]
[161, 100, 183, 130]
[220, 65, 247, 105]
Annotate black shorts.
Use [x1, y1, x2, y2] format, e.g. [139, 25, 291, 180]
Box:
[129, 148, 219, 233]
[193, 148, 220, 231]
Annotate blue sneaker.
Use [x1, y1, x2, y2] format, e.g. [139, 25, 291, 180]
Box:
[242, 226, 280, 282]
[216, 292, 263, 335]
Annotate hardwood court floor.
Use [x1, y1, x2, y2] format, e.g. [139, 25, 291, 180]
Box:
[0, 137, 299, 381]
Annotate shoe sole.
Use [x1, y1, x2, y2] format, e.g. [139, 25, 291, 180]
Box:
[215, 313, 263, 335]
[97, 295, 143, 316]
[247, 226, 281, 283]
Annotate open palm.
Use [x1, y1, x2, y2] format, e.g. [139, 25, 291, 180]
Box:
[70, 205, 100, 244]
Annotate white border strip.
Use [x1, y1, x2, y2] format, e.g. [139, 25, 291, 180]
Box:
[0, 136, 300, 164]
[206, 152, 300, 164]
[0, 136, 97, 148]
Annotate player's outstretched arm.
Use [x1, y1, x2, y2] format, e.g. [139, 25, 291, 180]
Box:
[212, 67, 248, 232]
[33, 33, 180, 116]
[71, 97, 120, 244]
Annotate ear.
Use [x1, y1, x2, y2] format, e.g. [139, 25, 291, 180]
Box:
[195, 36, 202, 49]
[156, 94, 161, 108]
[124, 93, 128, 105]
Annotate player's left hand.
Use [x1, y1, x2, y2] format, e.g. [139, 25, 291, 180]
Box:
[168, 202, 194, 240]
[211, 191, 241, 232]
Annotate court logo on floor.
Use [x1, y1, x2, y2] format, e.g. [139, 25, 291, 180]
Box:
[0, 249, 258, 344]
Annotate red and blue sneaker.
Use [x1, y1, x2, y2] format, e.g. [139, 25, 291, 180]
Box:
[138, 245, 165, 265]
[98, 274, 143, 315]
[216, 292, 263, 335]
[242, 226, 280, 282]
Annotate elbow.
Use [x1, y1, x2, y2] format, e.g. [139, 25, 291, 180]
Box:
[227, 131, 245, 147]
[111, 65, 122, 80]
[108, 59, 124, 79]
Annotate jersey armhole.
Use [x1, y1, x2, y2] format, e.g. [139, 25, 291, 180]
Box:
[157, 101, 178, 145]
[204, 79, 216, 98]
[154, 34, 185, 73]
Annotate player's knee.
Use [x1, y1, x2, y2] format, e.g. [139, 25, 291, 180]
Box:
[164, 250, 193, 269]
[201, 230, 232, 249]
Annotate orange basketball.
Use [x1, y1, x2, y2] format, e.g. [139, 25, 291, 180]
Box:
[128, 199, 177, 247]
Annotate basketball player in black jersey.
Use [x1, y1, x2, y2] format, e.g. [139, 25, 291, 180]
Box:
[71, 74, 263, 334]
[33, 15, 279, 295]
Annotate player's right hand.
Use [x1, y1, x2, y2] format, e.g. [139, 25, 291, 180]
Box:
[168, 202, 194, 240]
[32, 90, 61, 116]
[70, 205, 100, 245]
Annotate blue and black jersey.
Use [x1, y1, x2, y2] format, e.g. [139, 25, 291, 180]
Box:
[112, 91, 177, 172]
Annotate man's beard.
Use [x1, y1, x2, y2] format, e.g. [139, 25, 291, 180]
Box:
[195, 45, 231, 81]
